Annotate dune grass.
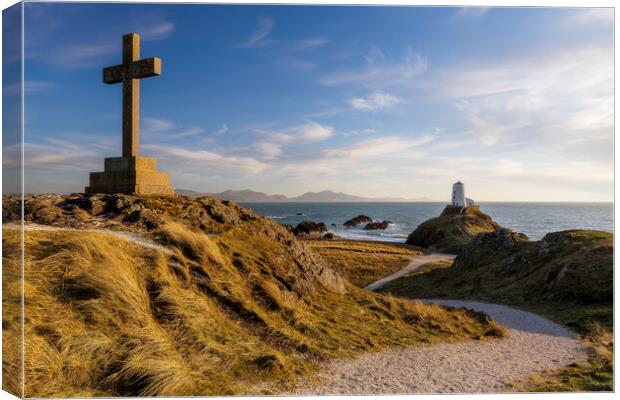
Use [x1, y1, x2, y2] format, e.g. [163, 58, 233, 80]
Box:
[305, 240, 421, 287]
[2, 223, 500, 397]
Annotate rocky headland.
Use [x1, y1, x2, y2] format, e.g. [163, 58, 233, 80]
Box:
[405, 205, 500, 252]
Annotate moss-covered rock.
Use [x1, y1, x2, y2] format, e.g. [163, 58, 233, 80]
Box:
[386, 229, 613, 306]
[405, 205, 501, 252]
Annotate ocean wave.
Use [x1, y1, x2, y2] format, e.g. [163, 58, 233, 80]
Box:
[333, 228, 408, 243]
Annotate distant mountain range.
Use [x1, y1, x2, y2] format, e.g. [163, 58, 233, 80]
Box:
[176, 189, 436, 202]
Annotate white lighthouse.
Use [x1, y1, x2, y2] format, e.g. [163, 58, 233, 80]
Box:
[450, 181, 476, 208]
[451, 181, 466, 207]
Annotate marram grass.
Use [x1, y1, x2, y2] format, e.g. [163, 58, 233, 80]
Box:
[2, 223, 499, 397]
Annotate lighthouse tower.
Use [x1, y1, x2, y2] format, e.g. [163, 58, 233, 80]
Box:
[451, 181, 466, 207]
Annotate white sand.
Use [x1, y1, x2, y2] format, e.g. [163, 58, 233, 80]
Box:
[295, 250, 588, 394]
[293, 299, 588, 394]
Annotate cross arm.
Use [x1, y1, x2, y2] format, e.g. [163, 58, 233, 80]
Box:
[129, 57, 162, 79]
[103, 64, 124, 84]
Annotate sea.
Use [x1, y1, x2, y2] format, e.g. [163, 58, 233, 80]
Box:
[240, 202, 614, 243]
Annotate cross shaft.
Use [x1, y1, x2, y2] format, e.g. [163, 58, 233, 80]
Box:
[103, 33, 161, 157]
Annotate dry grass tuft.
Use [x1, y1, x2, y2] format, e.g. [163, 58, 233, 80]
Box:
[3, 218, 497, 396]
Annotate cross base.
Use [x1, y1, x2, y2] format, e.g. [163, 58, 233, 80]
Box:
[85, 156, 175, 195]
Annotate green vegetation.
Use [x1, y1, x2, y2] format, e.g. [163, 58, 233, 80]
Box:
[509, 303, 612, 392]
[382, 228, 613, 392]
[306, 240, 421, 287]
[405, 206, 501, 252]
[2, 194, 502, 397]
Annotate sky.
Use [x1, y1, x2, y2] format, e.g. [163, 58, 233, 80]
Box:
[9, 4, 614, 201]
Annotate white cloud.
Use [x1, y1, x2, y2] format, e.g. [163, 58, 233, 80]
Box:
[143, 117, 175, 133]
[323, 135, 433, 158]
[141, 22, 175, 41]
[4, 80, 54, 96]
[568, 8, 613, 25]
[258, 121, 333, 144]
[252, 141, 283, 160]
[348, 92, 400, 111]
[170, 127, 204, 139]
[143, 117, 204, 139]
[427, 45, 613, 153]
[213, 124, 229, 136]
[144, 144, 269, 173]
[321, 48, 427, 86]
[28, 21, 174, 68]
[292, 37, 330, 50]
[238, 17, 274, 48]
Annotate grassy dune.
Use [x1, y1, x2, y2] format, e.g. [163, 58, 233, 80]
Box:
[305, 240, 421, 287]
[2, 195, 502, 397]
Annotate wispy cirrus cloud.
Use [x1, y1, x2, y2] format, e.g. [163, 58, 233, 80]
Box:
[4, 80, 55, 96]
[144, 144, 269, 173]
[237, 17, 274, 48]
[323, 135, 433, 158]
[292, 37, 330, 50]
[348, 92, 400, 111]
[320, 47, 427, 86]
[257, 120, 333, 144]
[143, 117, 205, 139]
[27, 20, 174, 68]
[140, 22, 175, 41]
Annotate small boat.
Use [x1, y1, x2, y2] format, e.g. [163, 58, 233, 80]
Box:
[296, 212, 305, 216]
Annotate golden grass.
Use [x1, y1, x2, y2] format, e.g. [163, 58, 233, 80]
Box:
[3, 224, 498, 397]
[306, 240, 421, 287]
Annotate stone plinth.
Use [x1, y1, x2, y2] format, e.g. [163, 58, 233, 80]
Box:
[85, 156, 174, 195]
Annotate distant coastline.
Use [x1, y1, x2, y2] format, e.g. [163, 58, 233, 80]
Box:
[176, 188, 436, 203]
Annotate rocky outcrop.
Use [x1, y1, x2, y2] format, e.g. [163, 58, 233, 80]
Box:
[388, 228, 612, 307]
[5, 193, 257, 234]
[344, 215, 373, 227]
[3, 193, 347, 296]
[363, 220, 392, 230]
[292, 221, 328, 237]
[406, 206, 500, 252]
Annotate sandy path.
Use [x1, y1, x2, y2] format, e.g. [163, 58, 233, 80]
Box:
[364, 253, 455, 291]
[293, 255, 589, 394]
[4, 222, 173, 255]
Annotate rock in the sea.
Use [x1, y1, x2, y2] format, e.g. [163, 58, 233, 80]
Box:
[363, 220, 392, 230]
[406, 205, 500, 252]
[292, 220, 328, 237]
[321, 232, 338, 240]
[344, 215, 373, 227]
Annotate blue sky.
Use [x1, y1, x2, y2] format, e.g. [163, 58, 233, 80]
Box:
[13, 4, 614, 201]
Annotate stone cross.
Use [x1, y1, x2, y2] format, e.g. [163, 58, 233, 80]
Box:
[103, 33, 162, 157]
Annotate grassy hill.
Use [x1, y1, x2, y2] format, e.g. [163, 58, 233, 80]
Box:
[2, 194, 500, 397]
[406, 206, 502, 252]
[305, 240, 421, 287]
[382, 228, 613, 391]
